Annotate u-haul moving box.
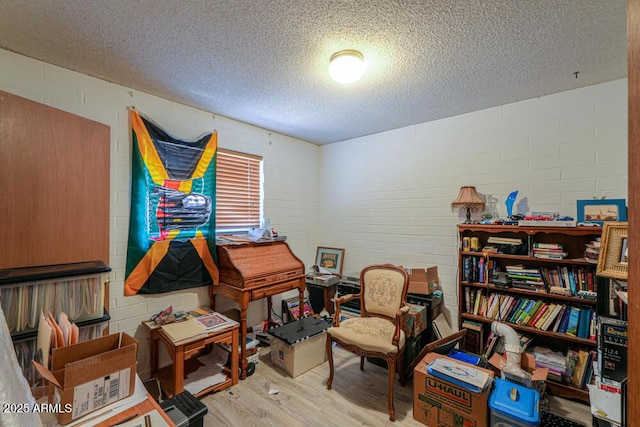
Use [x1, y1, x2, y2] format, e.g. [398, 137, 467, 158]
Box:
[413, 352, 494, 427]
[33, 332, 138, 425]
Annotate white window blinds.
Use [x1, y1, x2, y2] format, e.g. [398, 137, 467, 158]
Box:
[215, 149, 262, 232]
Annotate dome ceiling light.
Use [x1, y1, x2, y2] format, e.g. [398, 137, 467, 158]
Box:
[329, 49, 367, 84]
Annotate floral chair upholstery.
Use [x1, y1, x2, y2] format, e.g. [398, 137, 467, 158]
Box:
[325, 264, 410, 421]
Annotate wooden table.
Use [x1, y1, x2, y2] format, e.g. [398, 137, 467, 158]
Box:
[210, 279, 305, 379]
[94, 393, 176, 427]
[147, 322, 239, 398]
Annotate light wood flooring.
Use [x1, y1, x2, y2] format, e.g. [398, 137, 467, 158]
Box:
[200, 346, 593, 426]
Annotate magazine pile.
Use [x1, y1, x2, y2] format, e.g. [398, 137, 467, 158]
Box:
[161, 312, 238, 344]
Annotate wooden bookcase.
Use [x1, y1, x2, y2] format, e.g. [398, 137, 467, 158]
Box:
[457, 224, 602, 403]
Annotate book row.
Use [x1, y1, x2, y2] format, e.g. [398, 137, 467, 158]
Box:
[464, 289, 596, 340]
[461, 255, 597, 297]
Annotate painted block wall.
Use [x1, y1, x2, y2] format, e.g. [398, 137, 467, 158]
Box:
[0, 47, 628, 377]
[0, 49, 321, 377]
[318, 79, 628, 327]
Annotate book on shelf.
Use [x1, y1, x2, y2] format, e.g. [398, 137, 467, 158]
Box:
[528, 302, 549, 327]
[570, 350, 591, 388]
[551, 305, 567, 332]
[565, 307, 581, 337]
[577, 308, 592, 339]
[487, 236, 523, 245]
[540, 304, 562, 330]
[533, 242, 563, 250]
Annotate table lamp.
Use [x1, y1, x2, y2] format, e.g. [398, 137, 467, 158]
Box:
[451, 186, 485, 224]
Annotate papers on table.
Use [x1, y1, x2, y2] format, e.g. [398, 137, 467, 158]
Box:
[161, 312, 238, 344]
[183, 345, 229, 395]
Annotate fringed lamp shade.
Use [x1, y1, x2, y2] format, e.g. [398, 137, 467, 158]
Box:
[451, 186, 485, 224]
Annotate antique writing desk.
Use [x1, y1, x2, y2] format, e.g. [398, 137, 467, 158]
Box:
[211, 240, 305, 379]
[147, 322, 239, 398]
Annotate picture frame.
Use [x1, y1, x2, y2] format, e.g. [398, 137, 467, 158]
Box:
[576, 199, 627, 225]
[315, 247, 345, 276]
[597, 222, 629, 280]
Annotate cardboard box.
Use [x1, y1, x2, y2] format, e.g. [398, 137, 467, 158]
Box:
[270, 332, 326, 377]
[402, 303, 427, 338]
[33, 332, 138, 425]
[598, 316, 627, 382]
[407, 266, 439, 295]
[413, 352, 494, 427]
[488, 352, 549, 396]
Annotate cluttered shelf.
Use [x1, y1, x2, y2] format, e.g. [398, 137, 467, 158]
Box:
[457, 224, 604, 405]
[460, 312, 596, 346]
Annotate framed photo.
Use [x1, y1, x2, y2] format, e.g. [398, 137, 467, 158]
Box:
[576, 199, 627, 225]
[597, 222, 628, 280]
[315, 247, 345, 276]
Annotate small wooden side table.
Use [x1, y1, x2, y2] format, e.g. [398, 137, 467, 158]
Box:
[146, 322, 239, 398]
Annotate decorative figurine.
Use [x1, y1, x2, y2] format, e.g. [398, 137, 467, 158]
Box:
[505, 191, 518, 218]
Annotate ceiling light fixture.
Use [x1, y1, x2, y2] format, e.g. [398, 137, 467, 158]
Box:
[329, 49, 366, 84]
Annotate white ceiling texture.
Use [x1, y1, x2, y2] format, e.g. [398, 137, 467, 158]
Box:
[0, 1, 628, 145]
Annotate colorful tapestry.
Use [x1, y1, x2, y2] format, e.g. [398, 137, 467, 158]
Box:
[125, 110, 218, 295]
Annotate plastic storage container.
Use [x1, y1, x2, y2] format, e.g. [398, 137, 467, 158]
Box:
[489, 378, 540, 427]
[160, 391, 208, 427]
[268, 316, 331, 377]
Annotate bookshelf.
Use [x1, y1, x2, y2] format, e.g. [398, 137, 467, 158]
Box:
[457, 224, 602, 403]
[0, 261, 111, 384]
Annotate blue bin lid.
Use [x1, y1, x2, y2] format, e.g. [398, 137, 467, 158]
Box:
[489, 378, 540, 425]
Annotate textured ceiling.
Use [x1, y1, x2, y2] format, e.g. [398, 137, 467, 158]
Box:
[0, 1, 627, 145]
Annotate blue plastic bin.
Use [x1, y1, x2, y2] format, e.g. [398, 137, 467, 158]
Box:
[489, 378, 540, 427]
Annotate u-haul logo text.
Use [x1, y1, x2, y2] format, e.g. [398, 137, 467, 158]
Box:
[426, 378, 471, 407]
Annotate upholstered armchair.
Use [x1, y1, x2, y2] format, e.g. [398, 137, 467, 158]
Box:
[325, 264, 410, 421]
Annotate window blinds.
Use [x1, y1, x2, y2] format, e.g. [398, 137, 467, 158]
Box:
[215, 149, 262, 232]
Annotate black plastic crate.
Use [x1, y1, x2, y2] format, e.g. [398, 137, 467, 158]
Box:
[160, 390, 208, 427]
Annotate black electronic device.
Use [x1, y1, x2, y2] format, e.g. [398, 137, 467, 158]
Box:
[492, 271, 511, 288]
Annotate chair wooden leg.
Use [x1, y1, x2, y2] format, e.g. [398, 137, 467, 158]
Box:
[397, 347, 405, 387]
[360, 356, 365, 370]
[325, 335, 334, 390]
[386, 354, 397, 421]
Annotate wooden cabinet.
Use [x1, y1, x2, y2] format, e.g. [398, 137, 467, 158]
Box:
[457, 224, 602, 402]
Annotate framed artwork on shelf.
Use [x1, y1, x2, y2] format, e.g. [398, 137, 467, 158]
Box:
[315, 247, 345, 276]
[576, 199, 627, 225]
[597, 222, 629, 280]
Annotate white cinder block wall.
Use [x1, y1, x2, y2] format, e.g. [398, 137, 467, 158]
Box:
[0, 49, 321, 377]
[0, 47, 628, 377]
[319, 79, 628, 327]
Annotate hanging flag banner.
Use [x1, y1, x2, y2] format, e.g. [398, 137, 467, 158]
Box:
[125, 110, 218, 295]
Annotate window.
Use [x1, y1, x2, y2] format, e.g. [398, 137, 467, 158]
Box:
[215, 149, 263, 233]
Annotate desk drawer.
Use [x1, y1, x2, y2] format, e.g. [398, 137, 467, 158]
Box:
[183, 339, 206, 359]
[251, 279, 301, 299]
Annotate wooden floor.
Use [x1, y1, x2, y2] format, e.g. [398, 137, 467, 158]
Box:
[200, 346, 593, 426]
